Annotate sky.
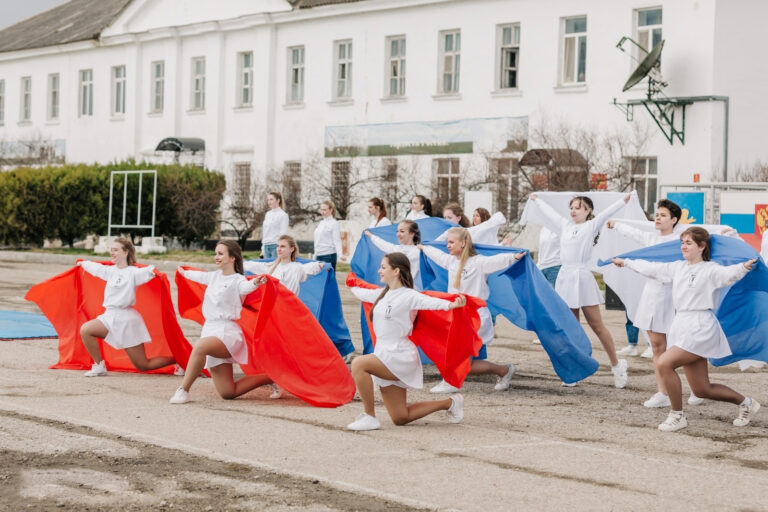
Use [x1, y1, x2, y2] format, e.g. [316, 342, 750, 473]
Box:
[0, 0, 70, 30]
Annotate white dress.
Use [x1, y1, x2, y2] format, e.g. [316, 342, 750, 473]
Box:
[613, 223, 679, 333]
[81, 262, 155, 349]
[435, 212, 506, 246]
[534, 197, 627, 308]
[182, 269, 260, 369]
[369, 217, 392, 228]
[422, 246, 521, 345]
[623, 259, 750, 359]
[349, 286, 451, 389]
[261, 208, 289, 246]
[368, 234, 424, 290]
[243, 260, 323, 295]
[406, 210, 429, 221]
[314, 217, 343, 257]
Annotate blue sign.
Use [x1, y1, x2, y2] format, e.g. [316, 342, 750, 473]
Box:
[666, 192, 705, 225]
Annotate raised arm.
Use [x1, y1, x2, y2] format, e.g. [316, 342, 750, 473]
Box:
[237, 276, 263, 296]
[476, 251, 525, 275]
[709, 261, 752, 289]
[179, 269, 210, 285]
[134, 265, 156, 286]
[349, 286, 382, 303]
[421, 245, 455, 270]
[530, 196, 569, 233]
[617, 259, 675, 283]
[407, 290, 452, 311]
[301, 261, 325, 278]
[469, 212, 506, 238]
[243, 260, 271, 275]
[592, 195, 630, 233]
[368, 232, 399, 254]
[79, 261, 112, 281]
[611, 221, 659, 247]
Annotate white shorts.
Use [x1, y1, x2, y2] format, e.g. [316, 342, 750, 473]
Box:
[200, 320, 248, 369]
[97, 308, 151, 349]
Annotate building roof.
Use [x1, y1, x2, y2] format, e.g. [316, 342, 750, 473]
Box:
[0, 0, 133, 54]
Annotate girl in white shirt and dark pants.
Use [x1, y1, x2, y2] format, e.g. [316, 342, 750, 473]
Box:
[262, 191, 289, 259]
[314, 200, 345, 270]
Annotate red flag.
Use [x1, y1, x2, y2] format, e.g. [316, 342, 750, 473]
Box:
[175, 268, 355, 408]
[345, 273, 483, 388]
[25, 261, 193, 374]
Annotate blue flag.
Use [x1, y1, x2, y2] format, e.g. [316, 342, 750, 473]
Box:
[598, 235, 768, 366]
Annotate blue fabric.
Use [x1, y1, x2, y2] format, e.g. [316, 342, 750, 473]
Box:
[246, 258, 353, 357]
[472, 345, 488, 361]
[598, 235, 768, 366]
[0, 310, 57, 339]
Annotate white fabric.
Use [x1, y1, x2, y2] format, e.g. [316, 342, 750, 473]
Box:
[81, 261, 155, 309]
[243, 260, 323, 295]
[261, 208, 289, 245]
[369, 217, 392, 228]
[97, 308, 151, 349]
[314, 216, 343, 256]
[406, 210, 429, 221]
[762, 231, 768, 262]
[368, 234, 423, 290]
[436, 212, 506, 245]
[623, 259, 750, 359]
[537, 227, 561, 269]
[350, 286, 450, 389]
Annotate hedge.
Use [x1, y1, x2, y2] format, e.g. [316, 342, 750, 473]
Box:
[0, 160, 226, 247]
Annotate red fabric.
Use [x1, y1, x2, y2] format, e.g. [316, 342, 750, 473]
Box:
[345, 273, 484, 388]
[25, 261, 193, 374]
[175, 268, 355, 408]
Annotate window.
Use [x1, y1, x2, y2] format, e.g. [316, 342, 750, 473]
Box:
[287, 46, 305, 104]
[490, 158, 520, 220]
[637, 8, 662, 54]
[434, 158, 460, 212]
[381, 158, 399, 216]
[112, 65, 126, 115]
[385, 36, 406, 97]
[628, 157, 658, 212]
[20, 77, 31, 121]
[283, 161, 302, 209]
[151, 61, 164, 113]
[497, 24, 520, 90]
[562, 16, 587, 84]
[438, 30, 461, 94]
[333, 40, 352, 99]
[233, 162, 252, 201]
[191, 57, 206, 110]
[237, 52, 253, 107]
[331, 161, 350, 217]
[46, 73, 60, 120]
[79, 69, 93, 117]
[0, 80, 4, 125]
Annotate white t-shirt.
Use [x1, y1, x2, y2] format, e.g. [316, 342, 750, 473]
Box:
[182, 269, 259, 321]
[422, 246, 521, 299]
[81, 262, 155, 309]
[244, 260, 323, 295]
[314, 216, 343, 256]
[368, 234, 423, 290]
[406, 210, 429, 221]
[369, 217, 393, 229]
[262, 208, 289, 245]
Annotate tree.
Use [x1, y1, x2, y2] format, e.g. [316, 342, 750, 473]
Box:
[220, 169, 281, 249]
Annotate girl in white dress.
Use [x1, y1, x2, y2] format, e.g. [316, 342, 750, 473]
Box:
[347, 252, 466, 431]
[170, 240, 269, 404]
[367, 197, 392, 228]
[78, 238, 176, 377]
[405, 194, 432, 221]
[612, 227, 760, 431]
[314, 200, 345, 270]
[364, 220, 424, 290]
[261, 191, 290, 260]
[420, 227, 524, 393]
[530, 193, 631, 388]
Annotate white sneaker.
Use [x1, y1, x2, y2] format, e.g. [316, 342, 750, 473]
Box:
[169, 387, 190, 404]
[347, 413, 381, 431]
[658, 411, 688, 432]
[269, 384, 284, 400]
[343, 352, 354, 364]
[493, 364, 516, 391]
[430, 380, 461, 394]
[446, 394, 464, 424]
[617, 345, 639, 356]
[561, 381, 578, 387]
[733, 398, 760, 427]
[640, 346, 654, 359]
[84, 361, 107, 377]
[173, 364, 185, 376]
[688, 393, 704, 406]
[531, 338, 541, 345]
[611, 359, 628, 389]
[644, 392, 671, 408]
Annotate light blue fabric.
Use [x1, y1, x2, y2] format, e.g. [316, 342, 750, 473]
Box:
[0, 310, 57, 340]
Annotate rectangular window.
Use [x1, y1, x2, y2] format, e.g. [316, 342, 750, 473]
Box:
[497, 24, 520, 90]
[331, 161, 350, 217]
[237, 51, 253, 107]
[191, 57, 206, 110]
[20, 76, 31, 121]
[562, 16, 587, 84]
[434, 158, 460, 212]
[637, 7, 662, 55]
[333, 40, 352, 99]
[629, 157, 658, 211]
[233, 162, 252, 202]
[287, 46, 305, 104]
[47, 73, 59, 120]
[151, 61, 164, 113]
[283, 161, 302, 208]
[438, 30, 461, 94]
[79, 69, 93, 117]
[490, 158, 520, 220]
[386, 35, 406, 97]
[382, 158, 399, 216]
[112, 65, 126, 115]
[0, 80, 4, 125]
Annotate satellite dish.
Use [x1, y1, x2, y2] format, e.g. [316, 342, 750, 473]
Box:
[622, 40, 665, 92]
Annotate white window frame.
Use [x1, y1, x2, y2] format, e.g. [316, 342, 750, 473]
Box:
[151, 60, 164, 113]
[20, 76, 32, 122]
[333, 40, 352, 100]
[385, 35, 406, 97]
[496, 24, 520, 90]
[561, 16, 587, 85]
[111, 65, 126, 116]
[287, 46, 305, 104]
[190, 57, 206, 111]
[635, 7, 662, 56]
[79, 69, 93, 117]
[237, 51, 253, 107]
[628, 156, 658, 211]
[438, 29, 461, 94]
[0, 80, 5, 126]
[47, 73, 59, 120]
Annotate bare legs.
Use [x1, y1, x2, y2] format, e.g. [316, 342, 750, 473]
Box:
[351, 354, 451, 425]
[573, 305, 619, 366]
[80, 320, 175, 371]
[468, 359, 510, 378]
[648, 330, 668, 394]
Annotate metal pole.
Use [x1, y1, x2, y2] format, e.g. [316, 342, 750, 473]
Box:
[151, 171, 157, 238]
[137, 171, 143, 227]
[107, 172, 114, 236]
[122, 172, 128, 227]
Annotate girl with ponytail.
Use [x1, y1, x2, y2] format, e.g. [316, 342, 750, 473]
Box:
[244, 235, 324, 296]
[364, 220, 424, 289]
[406, 195, 432, 220]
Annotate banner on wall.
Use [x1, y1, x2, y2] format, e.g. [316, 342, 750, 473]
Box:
[666, 192, 705, 224]
[756, 204, 768, 235]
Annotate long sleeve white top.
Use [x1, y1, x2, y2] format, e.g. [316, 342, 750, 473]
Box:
[435, 212, 506, 245]
[81, 261, 155, 309]
[614, 222, 679, 248]
[369, 217, 392, 228]
[261, 208, 289, 245]
[623, 259, 750, 312]
[422, 246, 521, 299]
[243, 260, 323, 295]
[537, 227, 562, 269]
[314, 216, 343, 256]
[368, 234, 423, 290]
[181, 269, 260, 321]
[406, 210, 429, 221]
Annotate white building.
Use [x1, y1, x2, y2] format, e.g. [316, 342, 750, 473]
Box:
[0, 0, 766, 230]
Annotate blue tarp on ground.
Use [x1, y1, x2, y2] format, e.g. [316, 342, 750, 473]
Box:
[0, 310, 57, 340]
